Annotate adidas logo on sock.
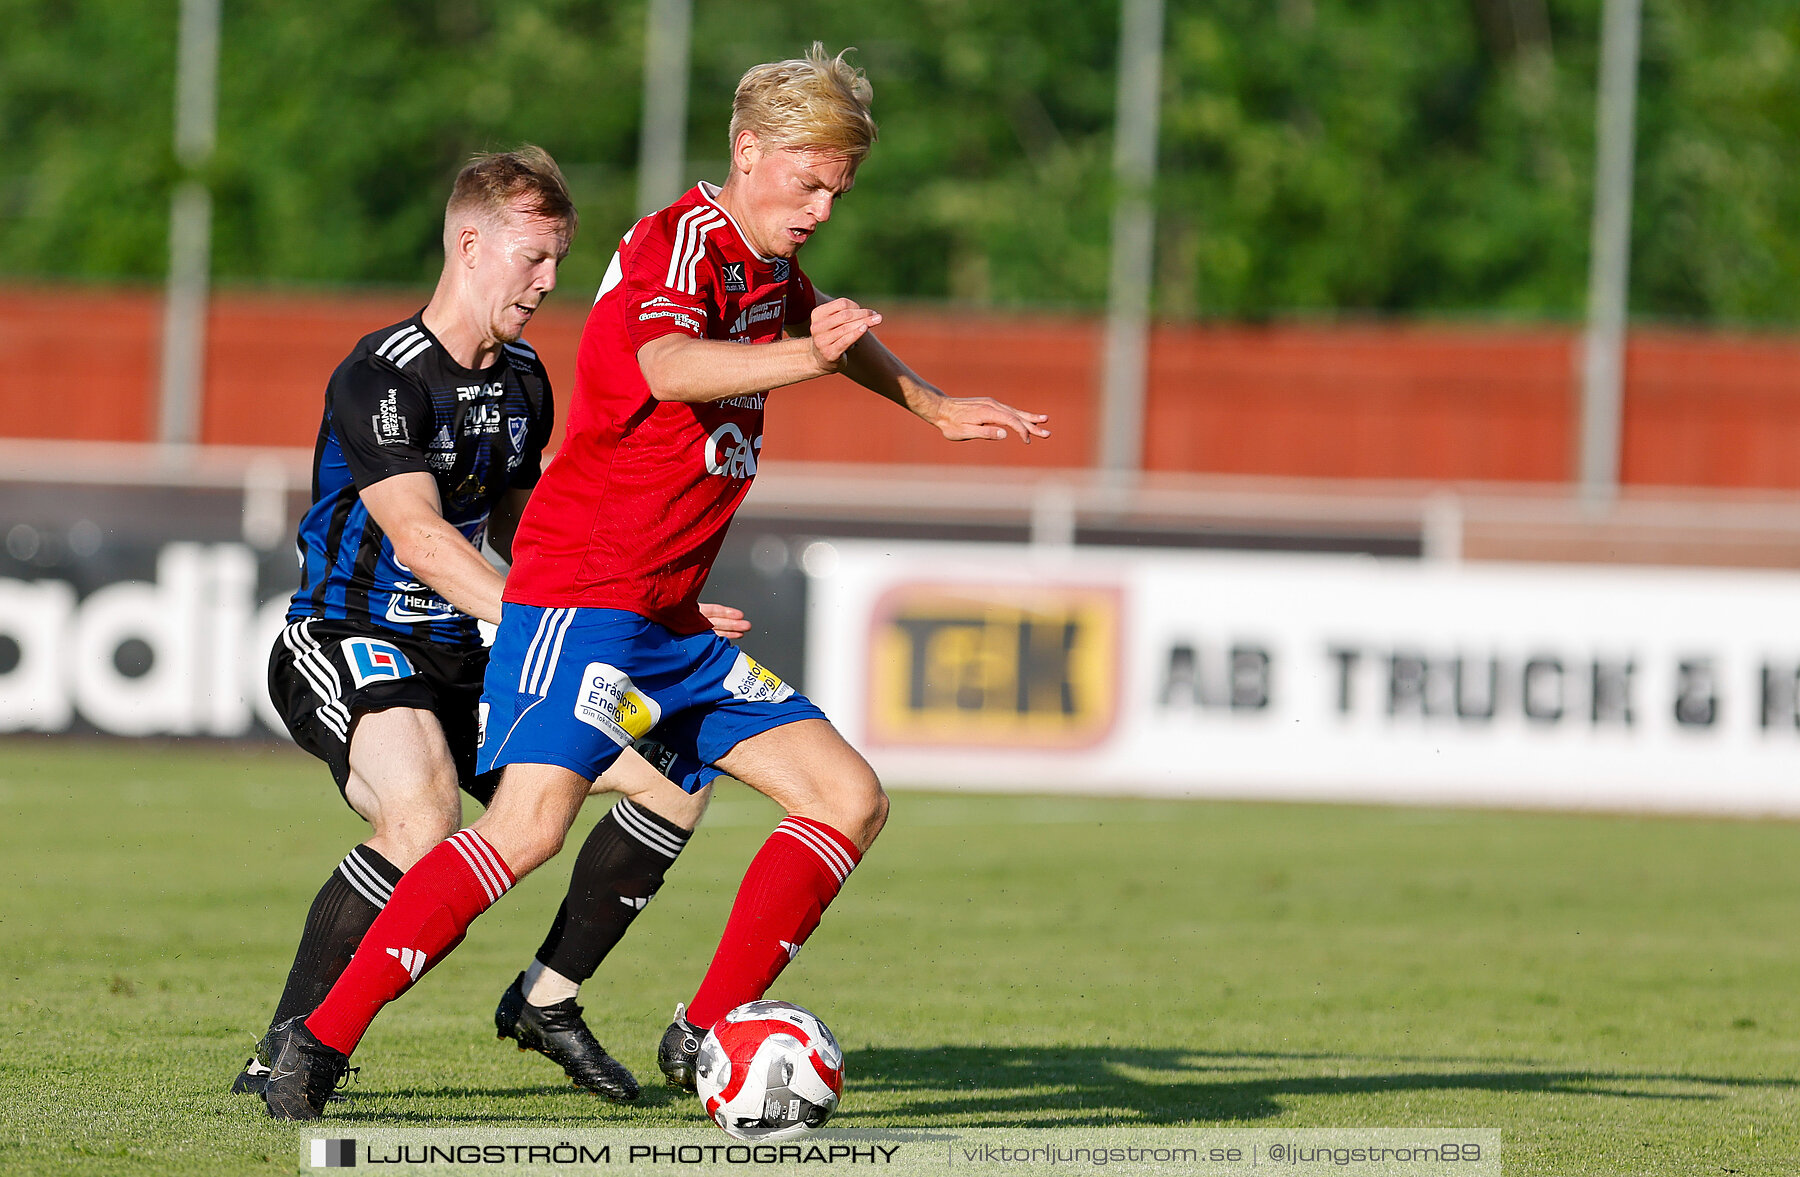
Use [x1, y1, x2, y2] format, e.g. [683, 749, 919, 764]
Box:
[779, 940, 803, 961]
[619, 895, 649, 910]
[385, 946, 427, 980]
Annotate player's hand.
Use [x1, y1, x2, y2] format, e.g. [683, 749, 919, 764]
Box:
[931, 396, 1052, 445]
[699, 601, 751, 641]
[808, 297, 881, 371]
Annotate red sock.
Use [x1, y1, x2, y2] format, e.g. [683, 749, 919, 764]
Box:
[305, 829, 514, 1055]
[686, 816, 861, 1028]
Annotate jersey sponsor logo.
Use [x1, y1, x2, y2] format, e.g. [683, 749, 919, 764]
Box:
[343, 637, 416, 689]
[383, 583, 459, 624]
[427, 425, 457, 471]
[639, 308, 703, 334]
[719, 393, 766, 411]
[374, 388, 410, 445]
[866, 583, 1122, 750]
[464, 402, 502, 435]
[477, 700, 489, 748]
[727, 299, 787, 337]
[573, 662, 663, 748]
[772, 258, 790, 282]
[723, 651, 794, 704]
[721, 261, 748, 293]
[456, 381, 503, 402]
[638, 295, 704, 334]
[703, 422, 761, 480]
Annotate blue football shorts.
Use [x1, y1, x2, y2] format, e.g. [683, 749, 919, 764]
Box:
[476, 605, 827, 792]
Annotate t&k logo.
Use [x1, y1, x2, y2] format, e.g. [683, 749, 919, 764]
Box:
[866, 583, 1122, 749]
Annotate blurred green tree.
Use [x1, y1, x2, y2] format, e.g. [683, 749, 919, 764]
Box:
[0, 0, 1794, 324]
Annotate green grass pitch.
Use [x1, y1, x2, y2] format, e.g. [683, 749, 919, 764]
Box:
[0, 739, 1795, 1174]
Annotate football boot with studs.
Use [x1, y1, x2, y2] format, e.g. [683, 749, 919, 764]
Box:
[656, 1003, 705, 1093]
[262, 1017, 354, 1121]
[495, 972, 639, 1102]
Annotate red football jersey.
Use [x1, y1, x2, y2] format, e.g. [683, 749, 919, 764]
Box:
[505, 183, 817, 632]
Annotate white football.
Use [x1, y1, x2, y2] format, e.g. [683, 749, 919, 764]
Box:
[694, 1000, 845, 1141]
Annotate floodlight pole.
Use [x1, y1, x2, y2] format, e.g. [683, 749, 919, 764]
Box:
[1577, 0, 1643, 506]
[637, 0, 693, 216]
[158, 0, 220, 448]
[1097, 0, 1166, 480]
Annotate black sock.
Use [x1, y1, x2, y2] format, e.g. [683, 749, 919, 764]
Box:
[266, 844, 403, 1032]
[535, 797, 692, 986]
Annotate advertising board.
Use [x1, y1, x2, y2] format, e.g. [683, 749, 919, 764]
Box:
[806, 541, 1800, 815]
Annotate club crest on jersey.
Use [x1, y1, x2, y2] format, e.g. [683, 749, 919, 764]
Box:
[721, 261, 748, 293]
[344, 638, 415, 689]
[772, 258, 790, 282]
[508, 416, 529, 454]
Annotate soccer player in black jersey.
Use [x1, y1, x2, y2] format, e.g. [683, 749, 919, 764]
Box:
[240, 147, 732, 1104]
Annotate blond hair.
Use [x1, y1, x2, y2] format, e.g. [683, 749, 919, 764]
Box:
[444, 145, 577, 241]
[729, 43, 877, 165]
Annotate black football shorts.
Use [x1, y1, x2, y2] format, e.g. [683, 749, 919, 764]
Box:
[268, 617, 495, 808]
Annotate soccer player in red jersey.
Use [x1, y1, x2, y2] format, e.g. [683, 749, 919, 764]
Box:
[264, 44, 1048, 1120]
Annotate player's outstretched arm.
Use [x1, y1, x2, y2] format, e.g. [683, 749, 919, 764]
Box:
[636, 297, 882, 404]
[829, 304, 1051, 445]
[359, 472, 507, 624]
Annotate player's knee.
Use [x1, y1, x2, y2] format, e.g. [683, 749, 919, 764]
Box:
[389, 794, 461, 861]
[812, 760, 885, 851]
[497, 808, 575, 875]
[367, 769, 462, 865]
[856, 776, 889, 847]
[867, 781, 890, 838]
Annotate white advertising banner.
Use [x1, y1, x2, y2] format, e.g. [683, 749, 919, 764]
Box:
[805, 541, 1800, 815]
[0, 543, 291, 737]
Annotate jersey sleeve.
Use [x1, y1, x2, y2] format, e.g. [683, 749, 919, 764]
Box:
[327, 357, 435, 489]
[785, 262, 819, 330]
[621, 213, 717, 349]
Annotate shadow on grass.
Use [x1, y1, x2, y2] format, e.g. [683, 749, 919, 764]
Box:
[292, 1048, 1796, 1129]
[839, 1047, 1800, 1127]
[315, 1080, 697, 1124]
